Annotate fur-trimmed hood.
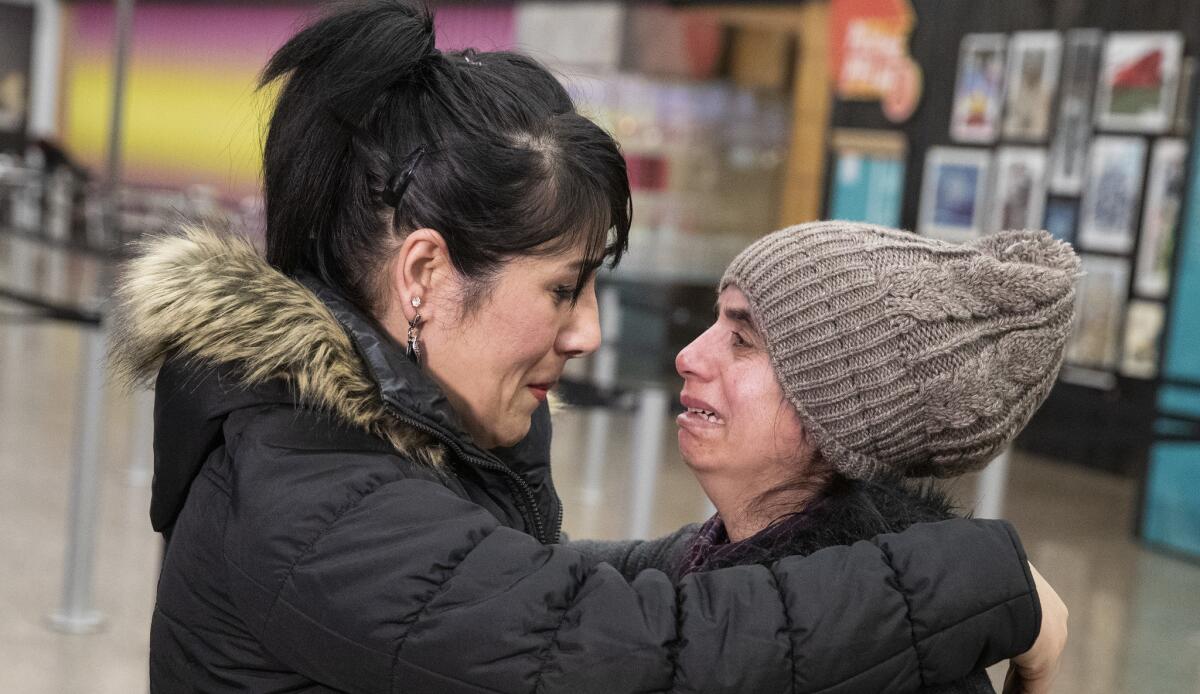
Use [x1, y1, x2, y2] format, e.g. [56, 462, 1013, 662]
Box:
[110, 226, 446, 464]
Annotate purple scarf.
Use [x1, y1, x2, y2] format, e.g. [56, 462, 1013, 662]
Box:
[677, 511, 814, 578]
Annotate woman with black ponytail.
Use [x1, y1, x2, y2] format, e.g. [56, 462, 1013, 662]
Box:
[112, 2, 1063, 691]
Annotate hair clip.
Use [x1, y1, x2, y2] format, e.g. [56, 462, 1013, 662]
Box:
[382, 146, 427, 208]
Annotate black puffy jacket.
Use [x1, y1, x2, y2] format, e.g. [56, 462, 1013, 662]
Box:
[113, 229, 1041, 693]
[686, 478, 1000, 694]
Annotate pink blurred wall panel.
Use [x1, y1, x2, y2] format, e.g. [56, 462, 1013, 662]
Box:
[69, 2, 309, 66]
[435, 5, 515, 52]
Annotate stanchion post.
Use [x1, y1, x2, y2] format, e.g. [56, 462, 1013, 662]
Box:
[628, 386, 668, 539]
[126, 387, 154, 487]
[47, 319, 109, 633]
[45, 0, 134, 634]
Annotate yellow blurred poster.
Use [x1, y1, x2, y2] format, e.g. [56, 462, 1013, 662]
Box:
[61, 3, 306, 199]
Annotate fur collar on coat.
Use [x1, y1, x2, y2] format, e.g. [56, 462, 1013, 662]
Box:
[690, 476, 965, 574]
[109, 226, 444, 467]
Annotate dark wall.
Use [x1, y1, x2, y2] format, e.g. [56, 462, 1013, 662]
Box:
[0, 4, 35, 154]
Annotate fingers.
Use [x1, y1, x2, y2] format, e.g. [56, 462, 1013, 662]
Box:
[1007, 563, 1069, 694]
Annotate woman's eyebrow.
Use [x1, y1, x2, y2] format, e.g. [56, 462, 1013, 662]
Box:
[718, 305, 762, 337]
[565, 257, 605, 275]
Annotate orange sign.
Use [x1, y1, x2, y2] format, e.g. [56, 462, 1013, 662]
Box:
[830, 0, 923, 122]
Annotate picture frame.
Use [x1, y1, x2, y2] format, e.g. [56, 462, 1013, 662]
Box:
[1066, 254, 1130, 370]
[1172, 56, 1196, 136]
[950, 34, 1007, 144]
[1078, 135, 1147, 254]
[1134, 137, 1189, 299]
[987, 147, 1048, 232]
[1095, 32, 1184, 134]
[1120, 299, 1165, 379]
[1043, 197, 1079, 244]
[1002, 32, 1062, 142]
[918, 146, 992, 243]
[1048, 29, 1103, 195]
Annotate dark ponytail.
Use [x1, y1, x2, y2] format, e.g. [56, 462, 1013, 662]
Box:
[259, 0, 630, 314]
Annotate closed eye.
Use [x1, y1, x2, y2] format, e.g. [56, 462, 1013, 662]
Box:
[552, 285, 576, 304]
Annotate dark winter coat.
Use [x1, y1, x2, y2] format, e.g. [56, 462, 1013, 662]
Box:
[682, 478, 998, 694]
[112, 228, 1041, 693]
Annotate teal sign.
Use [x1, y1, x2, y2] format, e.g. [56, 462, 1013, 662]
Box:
[829, 152, 905, 228]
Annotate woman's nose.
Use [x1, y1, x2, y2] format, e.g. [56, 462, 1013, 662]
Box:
[675, 332, 704, 379]
[559, 288, 602, 358]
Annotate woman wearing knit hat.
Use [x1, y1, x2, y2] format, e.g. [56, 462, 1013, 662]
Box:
[589, 222, 1075, 693]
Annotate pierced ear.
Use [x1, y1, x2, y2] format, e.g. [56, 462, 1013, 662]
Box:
[394, 228, 449, 320]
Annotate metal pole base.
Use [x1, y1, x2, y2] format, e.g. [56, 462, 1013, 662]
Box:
[628, 387, 668, 539]
[47, 609, 106, 635]
[974, 446, 1012, 520]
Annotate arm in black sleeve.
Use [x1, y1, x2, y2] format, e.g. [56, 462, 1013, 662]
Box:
[227, 446, 1039, 694]
[567, 524, 699, 582]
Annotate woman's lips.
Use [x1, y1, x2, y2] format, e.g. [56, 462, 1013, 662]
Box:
[677, 409, 725, 428]
[527, 383, 554, 402]
[677, 393, 724, 430]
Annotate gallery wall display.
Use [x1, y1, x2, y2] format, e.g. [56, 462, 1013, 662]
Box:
[917, 146, 991, 242]
[950, 34, 1007, 144]
[1094, 32, 1184, 134]
[988, 146, 1048, 232]
[918, 27, 1192, 388]
[1048, 30, 1103, 195]
[1078, 135, 1148, 254]
[1002, 32, 1062, 142]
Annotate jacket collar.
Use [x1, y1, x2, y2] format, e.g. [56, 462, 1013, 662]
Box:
[297, 273, 494, 463]
[681, 477, 960, 576]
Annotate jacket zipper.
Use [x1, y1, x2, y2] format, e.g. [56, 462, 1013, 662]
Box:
[383, 404, 554, 543]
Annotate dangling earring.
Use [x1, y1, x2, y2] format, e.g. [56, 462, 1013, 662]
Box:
[407, 296, 423, 362]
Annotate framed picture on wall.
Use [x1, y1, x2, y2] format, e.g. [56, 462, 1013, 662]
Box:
[918, 146, 992, 243]
[1066, 254, 1131, 370]
[1078, 136, 1147, 254]
[1049, 29, 1103, 195]
[987, 147, 1048, 232]
[1044, 198, 1079, 244]
[1002, 32, 1062, 142]
[1172, 56, 1197, 136]
[1134, 137, 1189, 298]
[1095, 32, 1184, 133]
[1120, 299, 1165, 379]
[951, 34, 1007, 144]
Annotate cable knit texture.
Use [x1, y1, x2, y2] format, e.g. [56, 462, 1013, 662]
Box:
[720, 222, 1080, 480]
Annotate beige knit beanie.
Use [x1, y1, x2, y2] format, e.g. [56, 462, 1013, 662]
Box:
[720, 222, 1080, 480]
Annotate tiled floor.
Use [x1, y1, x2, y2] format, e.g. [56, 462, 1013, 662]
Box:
[3, 315, 1200, 693]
